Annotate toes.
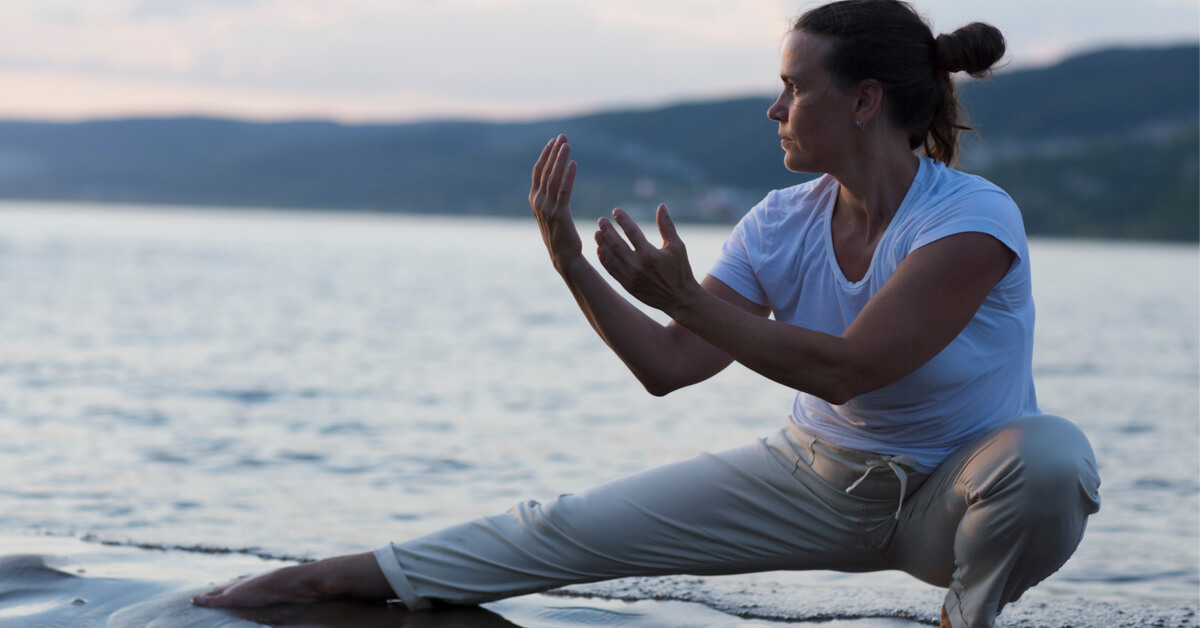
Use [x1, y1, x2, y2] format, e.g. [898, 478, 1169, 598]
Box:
[191, 574, 250, 606]
[190, 592, 217, 607]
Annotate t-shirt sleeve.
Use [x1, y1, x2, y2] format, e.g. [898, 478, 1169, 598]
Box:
[708, 200, 771, 307]
[910, 187, 1028, 261]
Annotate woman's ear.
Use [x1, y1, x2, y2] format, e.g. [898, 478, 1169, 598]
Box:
[853, 79, 884, 129]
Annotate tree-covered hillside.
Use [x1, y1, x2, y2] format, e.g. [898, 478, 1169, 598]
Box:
[0, 44, 1194, 240]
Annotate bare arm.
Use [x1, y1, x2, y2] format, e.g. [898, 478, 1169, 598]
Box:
[530, 135, 769, 395]
[597, 206, 1014, 404]
[561, 258, 769, 395]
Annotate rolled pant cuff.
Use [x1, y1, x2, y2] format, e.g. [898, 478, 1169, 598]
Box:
[374, 545, 432, 610]
[943, 590, 968, 628]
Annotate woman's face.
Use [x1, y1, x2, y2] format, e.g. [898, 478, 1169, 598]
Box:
[767, 31, 858, 174]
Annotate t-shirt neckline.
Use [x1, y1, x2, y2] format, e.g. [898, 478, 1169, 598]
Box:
[822, 158, 929, 289]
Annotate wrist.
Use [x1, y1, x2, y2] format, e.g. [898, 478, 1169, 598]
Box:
[553, 252, 588, 278]
[663, 280, 710, 323]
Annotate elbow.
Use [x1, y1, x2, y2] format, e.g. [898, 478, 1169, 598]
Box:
[818, 386, 854, 406]
[815, 376, 857, 405]
[645, 385, 674, 398]
[633, 369, 691, 397]
[813, 363, 874, 405]
[640, 377, 681, 397]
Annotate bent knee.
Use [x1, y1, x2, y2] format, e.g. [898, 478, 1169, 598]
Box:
[973, 415, 1101, 516]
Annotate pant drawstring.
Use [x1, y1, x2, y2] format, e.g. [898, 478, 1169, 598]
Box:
[844, 455, 918, 520]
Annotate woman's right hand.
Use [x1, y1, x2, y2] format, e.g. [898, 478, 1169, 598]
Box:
[529, 135, 583, 273]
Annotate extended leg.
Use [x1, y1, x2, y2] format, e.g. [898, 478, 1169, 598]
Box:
[376, 426, 895, 608]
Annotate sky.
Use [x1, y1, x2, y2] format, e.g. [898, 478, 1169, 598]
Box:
[0, 0, 1195, 123]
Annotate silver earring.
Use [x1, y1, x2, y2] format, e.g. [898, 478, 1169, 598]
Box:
[855, 120, 864, 131]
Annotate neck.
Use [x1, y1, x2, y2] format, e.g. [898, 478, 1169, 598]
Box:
[832, 150, 920, 241]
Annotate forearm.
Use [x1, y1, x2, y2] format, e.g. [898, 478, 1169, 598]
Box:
[530, 138, 733, 394]
[665, 284, 863, 403]
[558, 255, 726, 395]
[663, 233, 1016, 404]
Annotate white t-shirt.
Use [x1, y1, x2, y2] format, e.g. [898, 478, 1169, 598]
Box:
[709, 158, 1039, 472]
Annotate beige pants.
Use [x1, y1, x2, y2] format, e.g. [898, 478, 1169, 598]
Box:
[375, 414, 1101, 628]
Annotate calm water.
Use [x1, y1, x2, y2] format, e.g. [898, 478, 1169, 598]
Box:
[0, 202, 1196, 611]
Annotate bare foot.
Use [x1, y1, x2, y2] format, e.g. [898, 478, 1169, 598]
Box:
[192, 552, 392, 608]
[192, 565, 328, 608]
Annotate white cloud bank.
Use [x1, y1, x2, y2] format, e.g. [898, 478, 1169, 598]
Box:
[0, 0, 1194, 122]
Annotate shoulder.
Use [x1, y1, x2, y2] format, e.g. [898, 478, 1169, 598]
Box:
[741, 175, 837, 232]
[921, 160, 1020, 217]
[730, 175, 835, 257]
[904, 160, 1027, 253]
[719, 175, 833, 270]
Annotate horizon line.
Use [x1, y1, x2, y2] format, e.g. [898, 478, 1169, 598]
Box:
[0, 40, 1194, 127]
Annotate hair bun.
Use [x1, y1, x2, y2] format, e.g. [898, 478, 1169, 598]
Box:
[936, 22, 1006, 77]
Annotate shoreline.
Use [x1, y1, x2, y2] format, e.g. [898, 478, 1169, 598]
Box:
[0, 533, 1193, 627]
[0, 533, 910, 627]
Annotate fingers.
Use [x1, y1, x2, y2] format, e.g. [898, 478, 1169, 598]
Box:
[596, 216, 632, 273]
[535, 135, 566, 190]
[544, 139, 570, 199]
[530, 135, 577, 211]
[594, 208, 662, 279]
[530, 137, 555, 189]
[594, 227, 623, 280]
[560, 160, 577, 204]
[535, 135, 565, 186]
[611, 208, 655, 251]
[594, 206, 697, 311]
[595, 208, 662, 264]
[597, 206, 690, 260]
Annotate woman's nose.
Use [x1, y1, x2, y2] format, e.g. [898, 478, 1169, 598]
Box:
[767, 97, 786, 122]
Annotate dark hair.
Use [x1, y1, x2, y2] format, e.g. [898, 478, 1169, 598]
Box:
[794, 0, 1005, 165]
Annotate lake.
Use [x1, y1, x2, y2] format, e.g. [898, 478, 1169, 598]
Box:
[0, 201, 1195, 624]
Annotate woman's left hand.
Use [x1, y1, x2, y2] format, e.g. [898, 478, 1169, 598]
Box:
[595, 204, 702, 312]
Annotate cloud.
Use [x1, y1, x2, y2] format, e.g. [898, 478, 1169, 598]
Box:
[0, 68, 535, 122]
[0, 0, 1192, 121]
[129, 0, 267, 20]
[918, 0, 1198, 68]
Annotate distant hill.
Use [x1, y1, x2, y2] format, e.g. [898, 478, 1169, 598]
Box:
[957, 45, 1199, 241]
[0, 44, 1195, 241]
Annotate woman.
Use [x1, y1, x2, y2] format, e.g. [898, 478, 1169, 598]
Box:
[193, 2, 1101, 626]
